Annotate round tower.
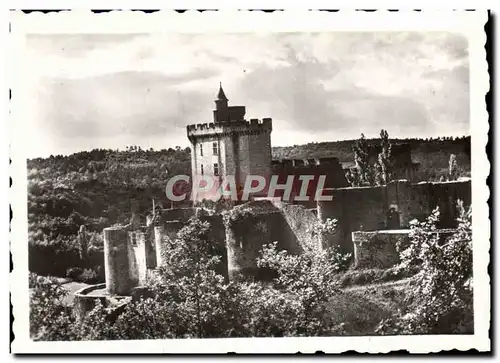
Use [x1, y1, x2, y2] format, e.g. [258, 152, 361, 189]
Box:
[103, 226, 132, 295]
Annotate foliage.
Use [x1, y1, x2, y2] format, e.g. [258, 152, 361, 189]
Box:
[254, 241, 346, 335]
[336, 266, 419, 288]
[28, 147, 191, 277]
[351, 133, 377, 186]
[196, 197, 237, 213]
[77, 268, 103, 284]
[30, 215, 354, 340]
[109, 218, 240, 339]
[449, 154, 459, 181]
[345, 167, 363, 187]
[30, 274, 117, 341]
[66, 267, 84, 280]
[29, 275, 76, 341]
[377, 200, 473, 334]
[375, 129, 393, 185]
[346, 129, 394, 187]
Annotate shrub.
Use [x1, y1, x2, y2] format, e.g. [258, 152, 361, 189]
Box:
[29, 272, 39, 288]
[29, 275, 75, 341]
[66, 267, 83, 280]
[77, 268, 100, 284]
[377, 201, 473, 334]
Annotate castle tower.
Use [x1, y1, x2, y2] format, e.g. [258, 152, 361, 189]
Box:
[187, 84, 273, 202]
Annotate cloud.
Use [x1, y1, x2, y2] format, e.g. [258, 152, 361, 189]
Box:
[26, 34, 147, 58]
[22, 31, 470, 157]
[37, 69, 220, 140]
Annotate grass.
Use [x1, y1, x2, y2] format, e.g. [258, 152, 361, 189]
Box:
[335, 265, 419, 288]
[323, 267, 417, 335]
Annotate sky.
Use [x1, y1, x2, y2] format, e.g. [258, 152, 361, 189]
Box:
[21, 32, 470, 158]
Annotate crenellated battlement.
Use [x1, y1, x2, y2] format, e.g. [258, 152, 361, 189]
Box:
[272, 156, 342, 169]
[187, 118, 272, 140]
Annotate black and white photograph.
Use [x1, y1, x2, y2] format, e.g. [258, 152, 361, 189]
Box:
[9, 10, 490, 353]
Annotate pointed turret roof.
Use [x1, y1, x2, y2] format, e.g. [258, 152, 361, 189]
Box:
[217, 82, 228, 101]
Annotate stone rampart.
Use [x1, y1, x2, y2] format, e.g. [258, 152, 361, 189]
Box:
[318, 180, 471, 255]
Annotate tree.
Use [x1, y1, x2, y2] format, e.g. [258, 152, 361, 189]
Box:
[349, 130, 393, 187]
[449, 154, 459, 181]
[376, 129, 392, 185]
[250, 218, 351, 336]
[345, 168, 362, 187]
[377, 201, 473, 334]
[111, 217, 240, 339]
[352, 133, 376, 186]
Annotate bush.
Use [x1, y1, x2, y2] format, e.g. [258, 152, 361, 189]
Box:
[66, 267, 83, 280]
[377, 201, 473, 334]
[337, 266, 419, 288]
[30, 275, 75, 340]
[77, 268, 100, 284]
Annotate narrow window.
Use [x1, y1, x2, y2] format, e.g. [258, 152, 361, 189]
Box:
[213, 163, 219, 176]
[201, 164, 204, 175]
[200, 144, 203, 156]
[213, 141, 219, 156]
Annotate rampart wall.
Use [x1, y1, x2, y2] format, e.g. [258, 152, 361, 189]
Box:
[318, 180, 471, 255]
[270, 157, 349, 207]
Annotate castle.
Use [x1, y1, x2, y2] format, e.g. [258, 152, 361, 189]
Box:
[73, 84, 472, 318]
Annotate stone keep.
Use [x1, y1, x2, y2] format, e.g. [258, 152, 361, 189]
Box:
[187, 84, 273, 201]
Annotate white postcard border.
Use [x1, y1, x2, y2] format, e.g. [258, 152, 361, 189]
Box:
[9, 9, 490, 353]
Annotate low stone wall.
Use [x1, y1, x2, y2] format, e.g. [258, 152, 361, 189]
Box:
[73, 283, 107, 320]
[352, 230, 411, 269]
[352, 229, 456, 269]
[73, 283, 132, 321]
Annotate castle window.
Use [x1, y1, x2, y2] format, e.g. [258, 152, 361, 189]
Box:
[213, 142, 219, 156]
[213, 163, 219, 176]
[201, 164, 204, 175]
[200, 144, 203, 156]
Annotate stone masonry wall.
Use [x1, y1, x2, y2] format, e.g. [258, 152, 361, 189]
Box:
[318, 186, 387, 255]
[352, 230, 411, 269]
[271, 202, 319, 253]
[352, 229, 456, 269]
[225, 212, 274, 281]
[224, 201, 320, 281]
[318, 180, 471, 255]
[103, 226, 133, 296]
